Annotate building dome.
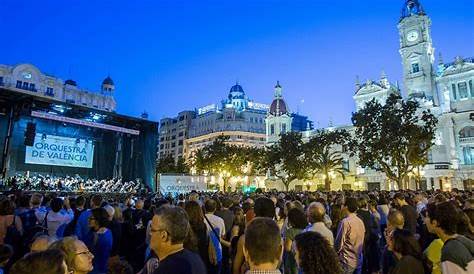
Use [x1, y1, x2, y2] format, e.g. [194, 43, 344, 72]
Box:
[64, 79, 77, 86]
[228, 83, 245, 100]
[102, 76, 114, 86]
[269, 98, 289, 116]
[229, 83, 244, 93]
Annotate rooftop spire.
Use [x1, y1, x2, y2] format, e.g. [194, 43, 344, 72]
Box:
[438, 52, 444, 64]
[355, 75, 361, 90]
[274, 80, 282, 98]
[401, 0, 426, 19]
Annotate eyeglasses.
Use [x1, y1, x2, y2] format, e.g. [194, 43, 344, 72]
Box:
[75, 250, 93, 256]
[150, 227, 167, 235]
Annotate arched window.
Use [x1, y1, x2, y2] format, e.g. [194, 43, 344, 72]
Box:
[460, 126, 474, 138]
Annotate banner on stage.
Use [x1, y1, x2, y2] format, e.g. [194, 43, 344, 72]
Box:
[159, 175, 207, 194]
[25, 134, 95, 168]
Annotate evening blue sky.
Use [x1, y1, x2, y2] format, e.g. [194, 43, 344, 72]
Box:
[1, 0, 473, 127]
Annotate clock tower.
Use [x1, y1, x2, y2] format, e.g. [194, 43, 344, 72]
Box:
[398, 0, 439, 105]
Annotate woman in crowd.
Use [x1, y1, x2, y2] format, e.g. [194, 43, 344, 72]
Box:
[230, 207, 245, 262]
[10, 249, 68, 274]
[184, 201, 210, 267]
[294, 231, 342, 274]
[284, 207, 308, 274]
[390, 229, 426, 274]
[0, 199, 23, 245]
[47, 198, 74, 237]
[88, 208, 113, 274]
[49, 236, 94, 274]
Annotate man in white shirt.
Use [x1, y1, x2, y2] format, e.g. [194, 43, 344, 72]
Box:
[304, 202, 334, 246]
[204, 199, 226, 238]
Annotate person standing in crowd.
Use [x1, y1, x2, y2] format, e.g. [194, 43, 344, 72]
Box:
[104, 205, 121, 258]
[88, 208, 113, 274]
[335, 197, 365, 274]
[10, 249, 68, 274]
[304, 202, 334, 246]
[389, 229, 426, 274]
[215, 198, 235, 274]
[294, 231, 342, 274]
[0, 199, 23, 245]
[184, 201, 211, 268]
[204, 199, 224, 274]
[47, 198, 74, 237]
[377, 197, 390, 238]
[393, 193, 418, 235]
[243, 217, 283, 274]
[0, 244, 13, 274]
[49, 236, 94, 274]
[426, 201, 474, 273]
[204, 199, 226, 240]
[150, 206, 206, 274]
[76, 194, 103, 246]
[284, 207, 307, 274]
[422, 204, 444, 274]
[63, 196, 86, 237]
[357, 197, 379, 274]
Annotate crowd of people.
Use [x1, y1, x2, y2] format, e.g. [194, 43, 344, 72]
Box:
[0, 188, 472, 274]
[2, 175, 142, 193]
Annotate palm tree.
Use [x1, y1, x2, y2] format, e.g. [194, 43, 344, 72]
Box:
[314, 147, 346, 191]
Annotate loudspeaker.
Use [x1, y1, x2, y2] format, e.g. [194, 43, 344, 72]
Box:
[24, 122, 36, 146]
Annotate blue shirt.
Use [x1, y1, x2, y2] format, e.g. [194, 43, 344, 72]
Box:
[75, 209, 92, 245]
[91, 229, 113, 274]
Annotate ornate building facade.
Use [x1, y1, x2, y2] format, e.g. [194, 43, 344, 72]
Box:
[0, 63, 116, 112]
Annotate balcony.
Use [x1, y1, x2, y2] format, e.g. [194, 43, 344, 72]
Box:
[460, 136, 474, 144]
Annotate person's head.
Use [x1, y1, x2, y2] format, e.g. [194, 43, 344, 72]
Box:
[344, 197, 358, 213]
[0, 244, 13, 267]
[30, 193, 43, 208]
[204, 199, 217, 214]
[51, 198, 64, 213]
[0, 199, 15, 216]
[49, 237, 93, 274]
[31, 235, 55, 252]
[90, 194, 103, 209]
[294, 231, 342, 274]
[75, 196, 86, 209]
[243, 217, 282, 269]
[113, 206, 123, 222]
[150, 206, 190, 259]
[188, 192, 200, 202]
[358, 197, 368, 210]
[222, 198, 233, 209]
[103, 205, 115, 221]
[184, 201, 205, 230]
[306, 202, 326, 224]
[108, 258, 133, 274]
[88, 208, 109, 231]
[426, 201, 458, 236]
[387, 210, 405, 230]
[393, 193, 407, 207]
[135, 199, 144, 210]
[254, 197, 275, 218]
[392, 229, 422, 260]
[288, 208, 307, 230]
[10, 249, 68, 274]
[464, 198, 474, 210]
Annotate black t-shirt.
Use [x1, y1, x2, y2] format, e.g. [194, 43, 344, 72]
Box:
[215, 209, 234, 235]
[400, 205, 417, 235]
[153, 249, 207, 274]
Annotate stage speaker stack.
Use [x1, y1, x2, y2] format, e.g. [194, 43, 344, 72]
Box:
[24, 122, 36, 146]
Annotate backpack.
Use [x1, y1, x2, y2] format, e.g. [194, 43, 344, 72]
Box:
[4, 216, 22, 252]
[62, 209, 83, 237]
[22, 211, 49, 245]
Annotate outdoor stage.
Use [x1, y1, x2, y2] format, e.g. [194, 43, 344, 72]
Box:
[0, 87, 158, 190]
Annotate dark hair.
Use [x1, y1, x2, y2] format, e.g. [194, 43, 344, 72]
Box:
[108, 258, 133, 274]
[427, 201, 458, 235]
[0, 244, 13, 265]
[294, 232, 342, 274]
[156, 206, 190, 244]
[91, 194, 103, 208]
[344, 197, 358, 213]
[76, 196, 86, 207]
[222, 198, 233, 208]
[90, 208, 110, 228]
[50, 198, 64, 213]
[10, 249, 67, 274]
[204, 199, 217, 213]
[288, 208, 307, 230]
[184, 201, 207, 237]
[254, 197, 275, 218]
[0, 199, 15, 216]
[244, 217, 281, 265]
[393, 193, 406, 201]
[464, 208, 474, 227]
[392, 229, 422, 260]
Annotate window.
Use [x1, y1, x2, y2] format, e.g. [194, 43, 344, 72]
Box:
[463, 147, 473, 165]
[160, 137, 164, 142]
[29, 83, 36, 91]
[342, 160, 350, 171]
[452, 84, 457, 100]
[282, 123, 286, 134]
[469, 80, 473, 97]
[0, 77, 3, 86]
[270, 124, 275, 135]
[411, 63, 420, 73]
[178, 140, 183, 146]
[460, 127, 474, 138]
[160, 144, 164, 149]
[22, 82, 29, 90]
[178, 132, 184, 137]
[46, 87, 54, 96]
[171, 143, 176, 148]
[458, 82, 468, 99]
[16, 80, 22, 88]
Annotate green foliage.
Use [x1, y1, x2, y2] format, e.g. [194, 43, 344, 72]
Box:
[351, 94, 438, 189]
[156, 155, 189, 174]
[266, 132, 306, 191]
[303, 129, 350, 191]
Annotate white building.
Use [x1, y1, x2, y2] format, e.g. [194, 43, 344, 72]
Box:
[0, 63, 116, 112]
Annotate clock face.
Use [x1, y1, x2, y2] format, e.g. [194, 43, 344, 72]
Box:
[407, 30, 419, 42]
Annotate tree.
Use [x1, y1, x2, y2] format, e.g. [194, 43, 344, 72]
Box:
[304, 129, 350, 191]
[156, 154, 176, 174]
[351, 94, 438, 189]
[266, 132, 306, 191]
[175, 156, 189, 174]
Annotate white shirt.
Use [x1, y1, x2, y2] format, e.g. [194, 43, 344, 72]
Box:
[47, 209, 74, 237]
[304, 221, 334, 246]
[205, 213, 226, 238]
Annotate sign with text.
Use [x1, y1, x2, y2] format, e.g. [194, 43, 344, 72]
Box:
[25, 134, 94, 168]
[159, 175, 207, 194]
